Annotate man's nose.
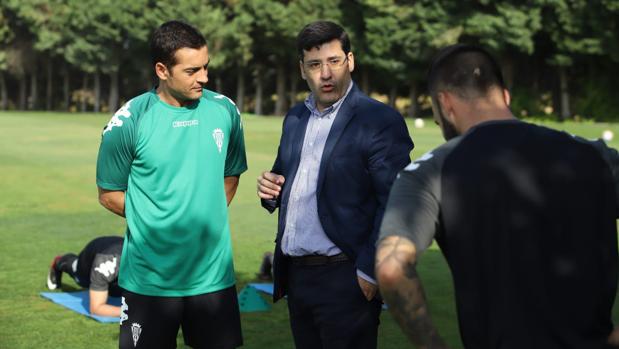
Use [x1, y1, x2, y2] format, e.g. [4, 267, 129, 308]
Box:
[320, 63, 332, 79]
[197, 68, 208, 84]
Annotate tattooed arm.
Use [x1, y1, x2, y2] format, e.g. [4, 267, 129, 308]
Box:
[376, 236, 448, 349]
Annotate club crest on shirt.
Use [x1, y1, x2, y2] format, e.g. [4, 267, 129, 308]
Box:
[213, 128, 224, 153]
[131, 323, 142, 347]
[103, 100, 132, 136]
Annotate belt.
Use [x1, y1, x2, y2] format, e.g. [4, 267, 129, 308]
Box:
[289, 253, 349, 266]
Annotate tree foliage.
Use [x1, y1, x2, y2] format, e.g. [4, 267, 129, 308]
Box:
[0, 0, 617, 120]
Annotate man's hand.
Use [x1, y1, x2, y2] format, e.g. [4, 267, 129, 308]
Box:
[257, 171, 285, 199]
[357, 276, 377, 301]
[89, 289, 121, 317]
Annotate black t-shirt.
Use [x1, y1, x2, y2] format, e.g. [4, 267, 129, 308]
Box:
[76, 236, 123, 295]
[380, 120, 619, 349]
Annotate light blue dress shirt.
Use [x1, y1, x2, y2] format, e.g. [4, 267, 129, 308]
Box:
[281, 82, 375, 284]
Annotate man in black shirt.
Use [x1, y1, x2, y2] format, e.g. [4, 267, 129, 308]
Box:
[47, 236, 123, 317]
[376, 44, 619, 348]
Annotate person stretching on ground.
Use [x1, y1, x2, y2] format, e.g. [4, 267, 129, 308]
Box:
[47, 236, 123, 317]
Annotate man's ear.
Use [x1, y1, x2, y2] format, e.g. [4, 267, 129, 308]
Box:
[347, 52, 355, 73]
[503, 88, 511, 106]
[438, 92, 456, 124]
[299, 60, 307, 80]
[155, 62, 169, 81]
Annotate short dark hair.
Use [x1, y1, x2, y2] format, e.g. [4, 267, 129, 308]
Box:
[296, 21, 351, 61]
[150, 20, 207, 68]
[427, 44, 505, 99]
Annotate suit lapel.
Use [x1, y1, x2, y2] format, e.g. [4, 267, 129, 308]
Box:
[316, 86, 359, 199]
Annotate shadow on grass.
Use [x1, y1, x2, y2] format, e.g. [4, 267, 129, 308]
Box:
[59, 284, 81, 293]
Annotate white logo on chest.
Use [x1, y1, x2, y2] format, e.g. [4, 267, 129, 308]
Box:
[212, 128, 224, 153]
[94, 257, 117, 277]
[172, 119, 199, 128]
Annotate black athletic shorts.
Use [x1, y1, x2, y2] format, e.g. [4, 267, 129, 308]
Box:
[119, 286, 243, 349]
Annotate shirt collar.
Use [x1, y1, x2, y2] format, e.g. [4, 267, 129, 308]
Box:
[304, 81, 354, 118]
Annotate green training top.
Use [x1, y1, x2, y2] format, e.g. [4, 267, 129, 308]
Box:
[96, 88, 247, 296]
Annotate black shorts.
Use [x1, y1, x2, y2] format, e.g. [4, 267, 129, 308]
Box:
[119, 286, 243, 349]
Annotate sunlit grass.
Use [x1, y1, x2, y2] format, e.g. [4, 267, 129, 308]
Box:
[0, 111, 617, 348]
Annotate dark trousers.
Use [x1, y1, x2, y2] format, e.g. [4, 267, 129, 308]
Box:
[57, 252, 122, 296]
[119, 287, 243, 349]
[286, 260, 382, 349]
[57, 253, 85, 286]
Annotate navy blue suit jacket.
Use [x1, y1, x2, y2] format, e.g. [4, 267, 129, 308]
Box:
[263, 84, 414, 301]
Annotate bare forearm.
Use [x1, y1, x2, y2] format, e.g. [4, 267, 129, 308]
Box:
[89, 289, 120, 317]
[224, 176, 240, 206]
[90, 303, 121, 317]
[376, 236, 447, 349]
[98, 187, 125, 217]
[381, 264, 446, 348]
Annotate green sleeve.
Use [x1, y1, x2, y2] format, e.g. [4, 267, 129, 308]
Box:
[224, 103, 248, 177]
[96, 101, 136, 190]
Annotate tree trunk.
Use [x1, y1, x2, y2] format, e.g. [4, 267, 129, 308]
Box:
[502, 56, 514, 91]
[215, 76, 223, 94]
[29, 69, 38, 110]
[18, 76, 27, 110]
[236, 67, 245, 113]
[144, 66, 153, 90]
[289, 67, 298, 107]
[361, 67, 370, 94]
[63, 64, 70, 111]
[388, 85, 397, 108]
[407, 83, 418, 118]
[81, 73, 88, 112]
[254, 66, 263, 116]
[274, 64, 287, 116]
[0, 72, 7, 110]
[46, 58, 53, 110]
[558, 66, 571, 121]
[93, 71, 101, 112]
[108, 69, 119, 112]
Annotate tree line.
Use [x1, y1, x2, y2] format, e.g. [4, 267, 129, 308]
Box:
[1, 0, 618, 120]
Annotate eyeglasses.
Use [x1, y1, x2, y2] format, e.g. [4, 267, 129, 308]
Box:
[303, 56, 348, 73]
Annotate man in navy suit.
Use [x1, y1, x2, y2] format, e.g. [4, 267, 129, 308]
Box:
[257, 21, 414, 349]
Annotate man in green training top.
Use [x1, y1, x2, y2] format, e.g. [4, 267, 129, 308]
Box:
[96, 20, 246, 349]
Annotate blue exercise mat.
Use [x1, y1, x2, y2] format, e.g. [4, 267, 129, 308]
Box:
[247, 282, 388, 310]
[40, 291, 120, 323]
[248, 283, 274, 295]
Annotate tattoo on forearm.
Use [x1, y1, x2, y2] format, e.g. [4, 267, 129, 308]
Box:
[377, 237, 447, 349]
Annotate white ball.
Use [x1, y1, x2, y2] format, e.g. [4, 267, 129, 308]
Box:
[602, 130, 614, 142]
[414, 118, 425, 128]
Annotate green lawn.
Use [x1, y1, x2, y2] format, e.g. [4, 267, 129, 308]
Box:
[0, 112, 618, 348]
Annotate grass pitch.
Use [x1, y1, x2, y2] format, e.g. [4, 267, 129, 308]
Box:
[0, 112, 617, 348]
